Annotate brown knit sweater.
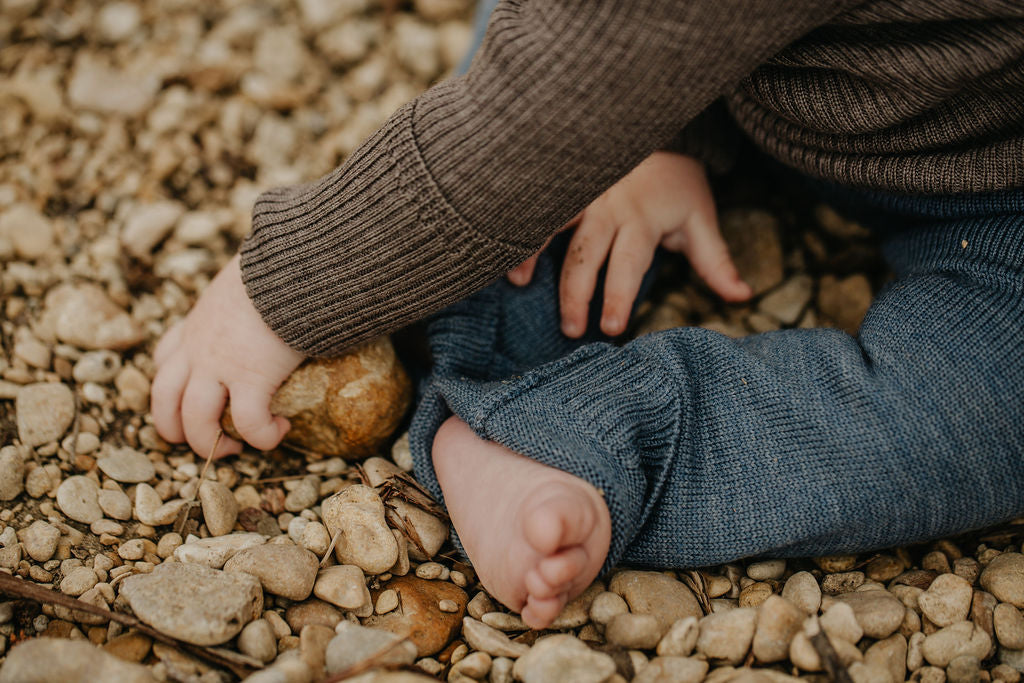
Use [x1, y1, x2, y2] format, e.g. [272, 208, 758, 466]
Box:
[241, 0, 1024, 357]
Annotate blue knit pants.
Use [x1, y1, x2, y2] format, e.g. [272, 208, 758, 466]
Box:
[408, 1, 1024, 571]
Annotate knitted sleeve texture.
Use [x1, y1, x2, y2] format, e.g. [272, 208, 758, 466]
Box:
[240, 0, 857, 356]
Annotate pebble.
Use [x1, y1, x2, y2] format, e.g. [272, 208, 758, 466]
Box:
[96, 447, 155, 483]
[462, 617, 530, 658]
[98, 489, 132, 520]
[747, 560, 786, 581]
[224, 543, 319, 601]
[314, 564, 372, 611]
[609, 571, 702, 632]
[758, 275, 814, 325]
[19, 519, 60, 562]
[118, 562, 263, 646]
[590, 590, 630, 626]
[752, 595, 804, 663]
[199, 480, 239, 536]
[391, 499, 449, 560]
[173, 532, 267, 568]
[363, 575, 466, 656]
[833, 589, 905, 639]
[284, 477, 319, 513]
[738, 581, 774, 607]
[238, 618, 278, 663]
[0, 637, 156, 683]
[72, 351, 122, 384]
[656, 616, 699, 657]
[0, 203, 54, 260]
[133, 483, 186, 526]
[56, 475, 104, 524]
[96, 1, 141, 42]
[550, 582, 604, 629]
[921, 621, 992, 668]
[782, 571, 822, 614]
[918, 573, 974, 628]
[118, 538, 146, 560]
[121, 201, 185, 258]
[605, 613, 663, 650]
[994, 603, 1024, 649]
[41, 283, 145, 351]
[24, 465, 51, 498]
[633, 656, 709, 683]
[300, 520, 331, 556]
[68, 54, 160, 117]
[482, 611, 527, 631]
[15, 382, 75, 447]
[60, 566, 98, 596]
[820, 601, 864, 643]
[0, 447, 26, 501]
[720, 209, 784, 296]
[324, 621, 418, 674]
[696, 608, 757, 665]
[376, 588, 399, 614]
[980, 553, 1024, 608]
[321, 485, 399, 574]
[102, 632, 153, 663]
[512, 634, 617, 683]
[947, 655, 982, 683]
[864, 633, 908, 683]
[821, 571, 864, 595]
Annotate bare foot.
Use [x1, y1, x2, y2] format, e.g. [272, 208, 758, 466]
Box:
[432, 416, 611, 629]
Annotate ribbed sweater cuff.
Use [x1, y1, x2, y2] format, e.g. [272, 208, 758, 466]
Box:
[240, 104, 536, 357]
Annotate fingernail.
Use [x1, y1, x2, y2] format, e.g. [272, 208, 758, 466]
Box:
[562, 320, 580, 337]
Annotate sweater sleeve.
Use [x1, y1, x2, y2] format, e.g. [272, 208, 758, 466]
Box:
[240, 0, 860, 357]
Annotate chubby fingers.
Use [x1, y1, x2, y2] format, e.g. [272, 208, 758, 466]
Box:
[559, 210, 617, 338]
[666, 215, 752, 302]
[150, 355, 189, 444]
[227, 381, 290, 451]
[181, 378, 242, 458]
[601, 223, 659, 336]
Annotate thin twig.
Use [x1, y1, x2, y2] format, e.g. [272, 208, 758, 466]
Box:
[808, 622, 853, 683]
[320, 527, 343, 567]
[0, 572, 257, 679]
[174, 429, 222, 536]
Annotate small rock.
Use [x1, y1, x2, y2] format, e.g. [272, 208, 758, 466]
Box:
[550, 582, 604, 629]
[752, 595, 804, 663]
[314, 565, 371, 611]
[605, 613, 663, 650]
[102, 633, 153, 664]
[390, 500, 448, 560]
[632, 656, 708, 683]
[173, 532, 267, 568]
[118, 562, 263, 646]
[285, 600, 342, 632]
[97, 489, 132, 520]
[223, 543, 319, 601]
[994, 603, 1024, 649]
[113, 367, 150, 412]
[946, 654, 982, 683]
[0, 637, 156, 683]
[783, 571, 822, 614]
[462, 617, 529, 659]
[16, 383, 75, 447]
[918, 573, 973, 627]
[97, 447, 155, 483]
[320, 484, 398, 574]
[818, 274, 872, 335]
[833, 589, 904, 639]
[864, 633, 908, 683]
[0, 204, 53, 260]
[821, 571, 864, 595]
[738, 581, 774, 607]
[980, 553, 1024, 608]
[512, 634, 616, 683]
[68, 54, 160, 116]
[121, 201, 185, 258]
[590, 590, 629, 626]
[747, 559, 786, 581]
[96, 1, 141, 42]
[719, 209, 784, 296]
[60, 567, 98, 596]
[19, 520, 60, 562]
[820, 601, 863, 643]
[118, 538, 146, 560]
[284, 477, 319, 513]
[42, 283, 145, 351]
[657, 616, 699, 657]
[609, 571, 702, 633]
[238, 619, 277, 663]
[199, 480, 239, 536]
[72, 351, 122, 384]
[56, 475, 104, 524]
[696, 608, 756, 665]
[325, 621, 417, 674]
[364, 575, 466, 656]
[133, 483, 187, 526]
[921, 621, 992, 668]
[0, 447, 26, 501]
[300, 521, 331, 556]
[224, 340, 410, 458]
[376, 589, 399, 614]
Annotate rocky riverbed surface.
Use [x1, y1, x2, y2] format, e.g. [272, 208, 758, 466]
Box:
[1, 1, 1023, 682]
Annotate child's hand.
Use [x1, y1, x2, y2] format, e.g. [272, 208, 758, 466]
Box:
[151, 254, 304, 458]
[508, 152, 751, 338]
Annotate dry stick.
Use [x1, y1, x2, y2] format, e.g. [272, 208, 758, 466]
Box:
[809, 628, 854, 683]
[174, 430, 222, 536]
[320, 527, 343, 568]
[0, 572, 256, 679]
[318, 637, 415, 683]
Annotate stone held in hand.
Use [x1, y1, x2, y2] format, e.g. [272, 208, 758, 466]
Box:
[222, 336, 411, 458]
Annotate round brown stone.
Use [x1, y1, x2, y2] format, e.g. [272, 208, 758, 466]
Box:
[363, 575, 467, 657]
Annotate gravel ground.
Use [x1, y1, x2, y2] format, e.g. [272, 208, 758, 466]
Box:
[1, 1, 1023, 682]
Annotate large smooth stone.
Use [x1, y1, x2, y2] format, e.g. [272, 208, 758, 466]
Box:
[223, 543, 319, 600]
[118, 562, 263, 646]
[363, 575, 467, 656]
[16, 383, 75, 447]
[41, 282, 144, 351]
[609, 570, 702, 632]
[0, 638, 156, 683]
[223, 337, 410, 458]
